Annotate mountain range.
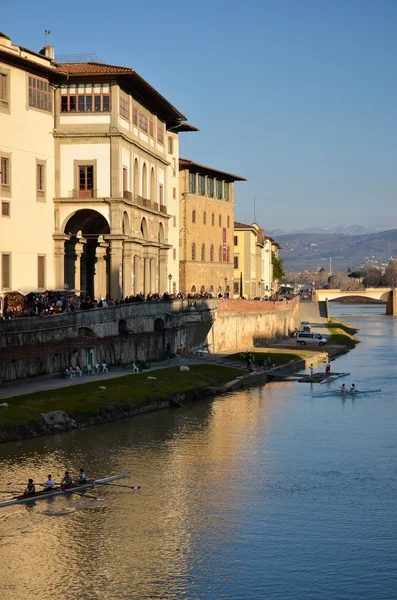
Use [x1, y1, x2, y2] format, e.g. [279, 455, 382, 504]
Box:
[277, 229, 397, 273]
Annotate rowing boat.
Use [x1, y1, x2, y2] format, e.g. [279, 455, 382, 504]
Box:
[319, 372, 350, 384]
[313, 389, 381, 398]
[0, 473, 130, 508]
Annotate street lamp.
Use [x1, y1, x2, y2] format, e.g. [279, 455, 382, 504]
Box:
[168, 274, 172, 294]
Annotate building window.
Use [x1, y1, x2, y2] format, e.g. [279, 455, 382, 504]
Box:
[139, 113, 148, 133]
[207, 177, 214, 198]
[219, 246, 222, 262]
[192, 209, 196, 224]
[210, 245, 214, 262]
[61, 83, 110, 113]
[218, 215, 222, 227]
[234, 282, 239, 294]
[173, 216, 176, 227]
[198, 175, 205, 195]
[0, 73, 6, 100]
[120, 96, 129, 119]
[168, 137, 173, 154]
[211, 213, 215, 226]
[78, 165, 94, 198]
[216, 180, 222, 199]
[224, 182, 230, 201]
[28, 76, 52, 112]
[159, 184, 164, 206]
[123, 167, 128, 193]
[189, 172, 196, 193]
[227, 246, 230, 262]
[234, 256, 239, 269]
[173, 248, 176, 260]
[36, 161, 46, 200]
[234, 235, 238, 246]
[203, 211, 207, 225]
[38, 255, 46, 289]
[201, 244, 205, 261]
[149, 118, 154, 137]
[0, 70, 9, 111]
[173, 187, 176, 199]
[192, 243, 196, 261]
[157, 123, 164, 144]
[1, 201, 10, 217]
[1, 156, 10, 190]
[227, 216, 230, 228]
[132, 107, 138, 125]
[1, 253, 11, 290]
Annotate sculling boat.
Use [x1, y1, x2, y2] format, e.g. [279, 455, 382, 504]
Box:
[0, 472, 130, 508]
[313, 389, 381, 398]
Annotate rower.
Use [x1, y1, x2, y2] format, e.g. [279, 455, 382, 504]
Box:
[340, 384, 346, 393]
[350, 383, 356, 393]
[75, 468, 86, 484]
[23, 479, 35, 496]
[61, 471, 74, 490]
[42, 474, 56, 491]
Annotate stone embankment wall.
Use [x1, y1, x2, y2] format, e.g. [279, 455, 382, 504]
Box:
[0, 298, 299, 382]
[208, 297, 300, 353]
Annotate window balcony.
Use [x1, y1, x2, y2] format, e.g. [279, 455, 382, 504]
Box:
[72, 189, 97, 199]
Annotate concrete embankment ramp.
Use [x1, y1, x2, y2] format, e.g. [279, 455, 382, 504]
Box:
[299, 300, 329, 324]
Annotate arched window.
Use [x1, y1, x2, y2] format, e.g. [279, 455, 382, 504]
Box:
[192, 209, 196, 224]
[192, 243, 196, 260]
[219, 245, 222, 262]
[201, 244, 205, 261]
[133, 159, 139, 196]
[211, 213, 215, 226]
[203, 211, 207, 225]
[200, 285, 205, 292]
[227, 246, 230, 263]
[219, 214, 222, 227]
[227, 216, 230, 228]
[150, 168, 155, 200]
[142, 163, 147, 198]
[210, 245, 214, 262]
[191, 285, 196, 293]
[209, 285, 214, 293]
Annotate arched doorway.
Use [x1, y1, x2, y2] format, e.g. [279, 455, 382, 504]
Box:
[64, 209, 110, 298]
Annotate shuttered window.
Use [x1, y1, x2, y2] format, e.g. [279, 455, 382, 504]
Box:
[1, 253, 11, 289]
[38, 255, 46, 289]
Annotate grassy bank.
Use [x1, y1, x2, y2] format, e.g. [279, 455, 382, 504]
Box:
[0, 365, 240, 433]
[227, 350, 307, 367]
[327, 319, 359, 348]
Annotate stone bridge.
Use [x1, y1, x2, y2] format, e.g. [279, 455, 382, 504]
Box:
[315, 288, 397, 315]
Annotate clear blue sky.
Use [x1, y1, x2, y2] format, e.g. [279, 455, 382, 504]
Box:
[3, 0, 397, 231]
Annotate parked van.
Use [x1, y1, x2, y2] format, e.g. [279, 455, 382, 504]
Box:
[296, 332, 327, 346]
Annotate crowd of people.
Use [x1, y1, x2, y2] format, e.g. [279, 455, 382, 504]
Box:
[1, 288, 292, 319]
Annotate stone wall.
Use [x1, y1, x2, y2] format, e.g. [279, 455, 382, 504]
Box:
[208, 297, 300, 353]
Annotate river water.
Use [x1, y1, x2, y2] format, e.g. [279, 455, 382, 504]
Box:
[0, 303, 396, 600]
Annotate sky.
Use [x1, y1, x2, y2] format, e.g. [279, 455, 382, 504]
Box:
[2, 0, 397, 231]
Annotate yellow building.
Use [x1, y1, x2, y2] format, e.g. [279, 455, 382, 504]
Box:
[233, 222, 266, 298]
[179, 159, 246, 295]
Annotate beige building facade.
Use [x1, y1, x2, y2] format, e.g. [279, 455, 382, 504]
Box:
[0, 32, 195, 302]
[179, 159, 246, 295]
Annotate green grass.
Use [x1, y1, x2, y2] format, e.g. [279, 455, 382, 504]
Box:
[327, 319, 359, 347]
[0, 365, 240, 431]
[227, 351, 307, 367]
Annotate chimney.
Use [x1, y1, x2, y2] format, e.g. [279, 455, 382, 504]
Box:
[39, 45, 55, 60]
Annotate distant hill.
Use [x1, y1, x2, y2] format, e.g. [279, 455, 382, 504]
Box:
[277, 229, 397, 272]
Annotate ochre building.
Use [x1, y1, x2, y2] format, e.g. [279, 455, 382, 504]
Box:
[179, 159, 246, 294]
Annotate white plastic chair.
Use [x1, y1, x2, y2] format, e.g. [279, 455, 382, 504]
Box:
[75, 366, 82, 377]
[101, 363, 108, 373]
[94, 364, 100, 374]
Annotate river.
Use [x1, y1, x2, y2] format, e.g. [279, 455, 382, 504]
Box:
[0, 303, 396, 600]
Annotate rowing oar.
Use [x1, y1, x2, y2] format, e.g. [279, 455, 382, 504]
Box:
[95, 482, 141, 490]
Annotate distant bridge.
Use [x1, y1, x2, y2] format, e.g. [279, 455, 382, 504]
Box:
[315, 288, 397, 315]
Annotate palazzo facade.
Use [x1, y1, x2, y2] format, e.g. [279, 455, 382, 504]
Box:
[0, 32, 195, 301]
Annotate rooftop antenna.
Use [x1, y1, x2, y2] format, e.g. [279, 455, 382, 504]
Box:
[45, 29, 51, 46]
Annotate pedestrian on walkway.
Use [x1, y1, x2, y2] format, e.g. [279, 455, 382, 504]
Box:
[310, 364, 314, 378]
[325, 361, 331, 375]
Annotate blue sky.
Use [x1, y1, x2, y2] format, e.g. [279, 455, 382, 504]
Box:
[2, 0, 397, 231]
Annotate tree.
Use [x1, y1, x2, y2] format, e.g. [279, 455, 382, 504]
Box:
[272, 253, 285, 281]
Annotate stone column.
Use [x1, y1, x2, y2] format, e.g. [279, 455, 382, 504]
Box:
[122, 241, 133, 298]
[150, 256, 156, 293]
[144, 257, 150, 296]
[94, 236, 108, 300]
[107, 237, 123, 300]
[53, 234, 70, 289]
[74, 240, 86, 292]
[159, 248, 168, 294]
[133, 255, 142, 294]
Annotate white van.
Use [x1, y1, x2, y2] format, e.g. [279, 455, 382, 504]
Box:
[296, 332, 327, 346]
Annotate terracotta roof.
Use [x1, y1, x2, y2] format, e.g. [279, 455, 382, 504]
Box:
[58, 62, 134, 74]
[179, 158, 246, 181]
[234, 221, 253, 229]
[171, 123, 199, 133]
